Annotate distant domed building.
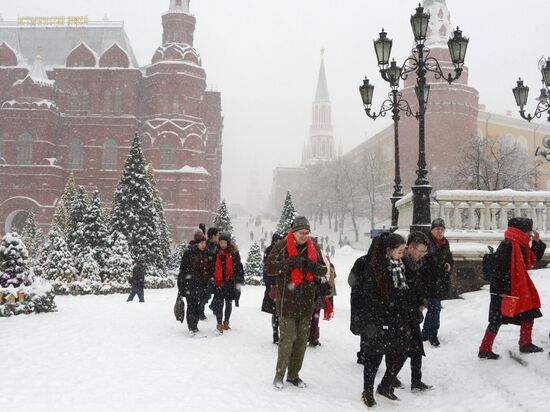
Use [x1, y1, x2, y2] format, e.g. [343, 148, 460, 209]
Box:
[0, 0, 223, 242]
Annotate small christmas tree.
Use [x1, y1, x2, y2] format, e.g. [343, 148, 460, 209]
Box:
[0, 232, 34, 288]
[213, 199, 234, 236]
[52, 173, 76, 237]
[21, 210, 44, 268]
[40, 225, 76, 283]
[67, 185, 89, 257]
[80, 190, 109, 269]
[104, 233, 133, 291]
[109, 134, 165, 274]
[276, 191, 297, 236]
[244, 242, 263, 285]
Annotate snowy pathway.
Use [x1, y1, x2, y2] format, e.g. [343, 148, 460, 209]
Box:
[2, 249, 550, 411]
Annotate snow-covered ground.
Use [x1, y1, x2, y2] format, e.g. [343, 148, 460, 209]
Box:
[3, 217, 550, 411]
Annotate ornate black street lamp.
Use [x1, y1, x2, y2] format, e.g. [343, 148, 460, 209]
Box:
[363, 4, 469, 232]
[513, 57, 550, 122]
[359, 60, 416, 231]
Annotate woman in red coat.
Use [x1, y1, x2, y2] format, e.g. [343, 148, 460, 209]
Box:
[478, 217, 546, 359]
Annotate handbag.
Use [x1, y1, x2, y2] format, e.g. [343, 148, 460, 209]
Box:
[500, 295, 519, 318]
[268, 285, 277, 301]
[174, 293, 185, 323]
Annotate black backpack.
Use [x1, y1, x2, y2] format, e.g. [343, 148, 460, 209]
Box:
[482, 246, 496, 282]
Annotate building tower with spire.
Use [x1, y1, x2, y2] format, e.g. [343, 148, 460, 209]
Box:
[302, 50, 336, 165]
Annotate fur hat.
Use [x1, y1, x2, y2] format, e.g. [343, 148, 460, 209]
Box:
[219, 232, 232, 243]
[508, 217, 533, 233]
[291, 216, 310, 232]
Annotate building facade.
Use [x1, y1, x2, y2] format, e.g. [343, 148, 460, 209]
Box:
[0, 0, 223, 242]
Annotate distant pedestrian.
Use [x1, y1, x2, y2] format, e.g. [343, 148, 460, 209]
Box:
[250, 230, 254, 240]
[127, 258, 146, 302]
[330, 245, 335, 258]
[325, 244, 330, 256]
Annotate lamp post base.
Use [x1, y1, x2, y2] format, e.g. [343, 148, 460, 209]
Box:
[410, 183, 432, 234]
[390, 194, 403, 232]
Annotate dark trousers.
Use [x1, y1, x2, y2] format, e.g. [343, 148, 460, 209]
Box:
[214, 297, 232, 324]
[364, 354, 406, 392]
[422, 298, 442, 338]
[411, 354, 422, 383]
[358, 334, 367, 363]
[272, 314, 279, 341]
[127, 286, 144, 302]
[186, 296, 201, 331]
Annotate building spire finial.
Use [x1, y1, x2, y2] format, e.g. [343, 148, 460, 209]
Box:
[169, 0, 190, 13]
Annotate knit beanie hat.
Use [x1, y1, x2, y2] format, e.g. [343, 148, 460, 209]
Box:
[508, 217, 533, 233]
[292, 216, 310, 232]
[431, 218, 446, 229]
[219, 232, 232, 243]
[194, 230, 206, 243]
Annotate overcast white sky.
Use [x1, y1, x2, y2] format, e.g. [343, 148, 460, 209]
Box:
[3, 0, 550, 206]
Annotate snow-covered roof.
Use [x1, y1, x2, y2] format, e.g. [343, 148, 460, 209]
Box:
[0, 23, 139, 68]
[154, 165, 209, 175]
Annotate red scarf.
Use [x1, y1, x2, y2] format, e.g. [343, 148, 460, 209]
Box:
[214, 248, 233, 287]
[504, 227, 540, 316]
[287, 230, 317, 286]
[435, 237, 447, 248]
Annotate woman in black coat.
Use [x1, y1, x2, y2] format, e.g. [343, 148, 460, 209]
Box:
[478, 217, 546, 359]
[178, 231, 209, 335]
[212, 232, 244, 333]
[350, 233, 413, 407]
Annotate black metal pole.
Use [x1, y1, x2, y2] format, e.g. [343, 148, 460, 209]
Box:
[390, 89, 403, 231]
[410, 44, 432, 233]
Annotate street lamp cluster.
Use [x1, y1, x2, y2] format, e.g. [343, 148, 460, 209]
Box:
[359, 4, 469, 232]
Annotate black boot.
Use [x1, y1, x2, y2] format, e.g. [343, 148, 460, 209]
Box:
[376, 384, 399, 401]
[361, 391, 376, 407]
[428, 336, 440, 347]
[273, 334, 279, 345]
[478, 351, 500, 360]
[393, 377, 404, 389]
[411, 381, 433, 391]
[519, 343, 544, 353]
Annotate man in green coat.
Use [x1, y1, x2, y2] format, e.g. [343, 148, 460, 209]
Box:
[265, 216, 329, 390]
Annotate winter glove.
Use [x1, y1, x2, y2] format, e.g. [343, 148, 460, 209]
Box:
[318, 276, 332, 296]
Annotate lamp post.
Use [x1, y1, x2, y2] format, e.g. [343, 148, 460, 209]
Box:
[365, 4, 469, 232]
[359, 60, 416, 231]
[513, 57, 550, 122]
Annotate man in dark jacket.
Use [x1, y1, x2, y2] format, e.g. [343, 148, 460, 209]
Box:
[178, 230, 209, 336]
[421, 218, 454, 347]
[399, 231, 433, 391]
[478, 217, 546, 359]
[265, 216, 329, 390]
[200, 227, 219, 320]
[127, 259, 146, 302]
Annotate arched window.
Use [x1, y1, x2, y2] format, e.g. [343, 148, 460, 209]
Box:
[172, 95, 179, 113]
[102, 138, 118, 170]
[114, 89, 122, 112]
[16, 132, 33, 165]
[103, 89, 111, 112]
[81, 90, 89, 112]
[68, 138, 84, 170]
[159, 142, 176, 169]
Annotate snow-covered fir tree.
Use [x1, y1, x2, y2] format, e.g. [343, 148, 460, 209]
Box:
[80, 252, 101, 283]
[168, 241, 187, 271]
[104, 233, 132, 291]
[21, 210, 44, 267]
[213, 200, 234, 235]
[109, 134, 166, 275]
[276, 191, 297, 236]
[40, 225, 76, 283]
[52, 173, 76, 237]
[244, 242, 263, 285]
[80, 190, 109, 269]
[146, 163, 171, 264]
[67, 185, 89, 257]
[0, 232, 34, 288]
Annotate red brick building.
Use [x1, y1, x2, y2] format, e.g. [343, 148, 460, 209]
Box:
[0, 0, 223, 242]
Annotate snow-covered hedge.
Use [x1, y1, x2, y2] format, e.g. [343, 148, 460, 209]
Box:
[0, 278, 57, 317]
[243, 275, 263, 286]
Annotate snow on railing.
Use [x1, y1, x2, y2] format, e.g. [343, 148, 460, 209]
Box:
[397, 189, 550, 232]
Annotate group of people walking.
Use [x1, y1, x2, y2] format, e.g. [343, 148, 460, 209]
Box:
[177, 227, 245, 336]
[171, 213, 547, 408]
